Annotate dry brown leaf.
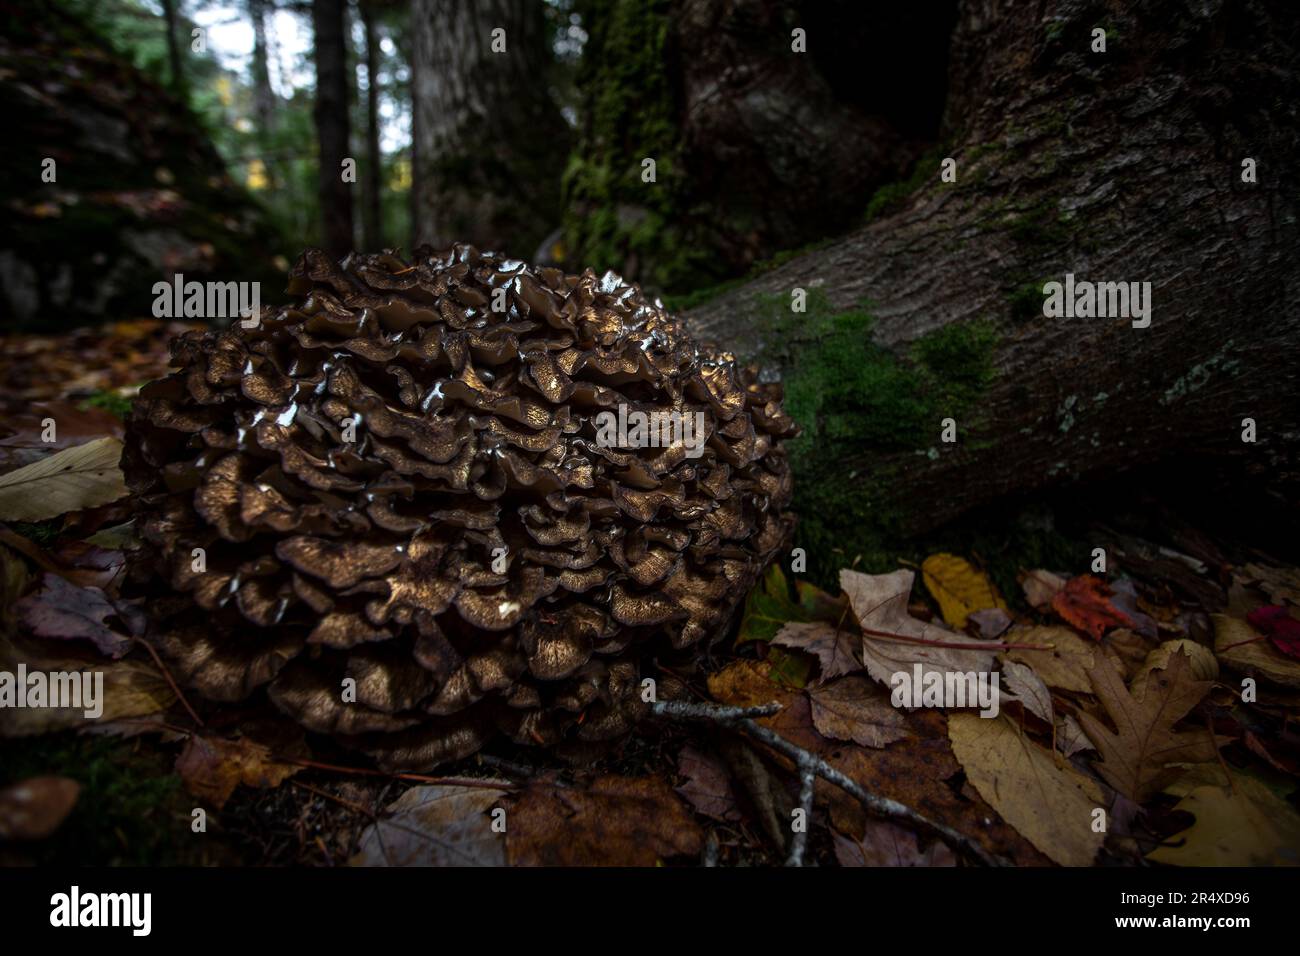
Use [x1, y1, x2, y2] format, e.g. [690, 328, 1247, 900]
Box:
[0, 776, 80, 840]
[350, 782, 510, 866]
[1003, 626, 1096, 693]
[772, 620, 861, 684]
[1075, 650, 1217, 803]
[0, 437, 127, 522]
[1001, 659, 1053, 724]
[808, 676, 908, 748]
[707, 661, 1047, 865]
[949, 712, 1105, 866]
[674, 745, 741, 822]
[841, 569, 994, 695]
[1130, 639, 1218, 700]
[1055, 714, 1095, 758]
[503, 775, 703, 866]
[175, 735, 300, 809]
[16, 573, 131, 658]
[1213, 612, 1300, 689]
[1020, 569, 1067, 609]
[832, 819, 956, 867]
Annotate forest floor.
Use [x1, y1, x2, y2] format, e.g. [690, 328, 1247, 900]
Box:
[1, 323, 1298, 867]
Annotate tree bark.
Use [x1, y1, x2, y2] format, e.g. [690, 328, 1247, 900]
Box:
[409, 0, 568, 256]
[683, 0, 1300, 535]
[312, 0, 355, 258]
[358, 0, 384, 250]
[160, 0, 186, 96]
[249, 0, 278, 190]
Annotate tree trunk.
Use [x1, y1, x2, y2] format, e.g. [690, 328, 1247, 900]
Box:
[312, 0, 355, 258]
[682, 0, 1300, 540]
[160, 0, 185, 96]
[249, 0, 278, 190]
[409, 0, 567, 256]
[358, 0, 384, 250]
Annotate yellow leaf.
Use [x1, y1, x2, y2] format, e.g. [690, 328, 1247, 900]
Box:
[921, 553, 1006, 629]
[0, 437, 127, 522]
[1148, 774, 1300, 866]
[949, 713, 1105, 866]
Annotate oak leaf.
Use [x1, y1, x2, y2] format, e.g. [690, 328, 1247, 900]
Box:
[1075, 649, 1217, 802]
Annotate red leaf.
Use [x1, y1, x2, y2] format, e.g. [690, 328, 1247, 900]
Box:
[1051, 575, 1134, 641]
[1246, 605, 1300, 661]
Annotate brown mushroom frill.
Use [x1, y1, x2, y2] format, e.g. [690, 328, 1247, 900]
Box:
[122, 245, 797, 769]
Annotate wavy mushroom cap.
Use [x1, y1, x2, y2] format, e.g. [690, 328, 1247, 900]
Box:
[123, 244, 797, 770]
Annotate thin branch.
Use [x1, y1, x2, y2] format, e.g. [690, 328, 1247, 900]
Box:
[652, 699, 1010, 867]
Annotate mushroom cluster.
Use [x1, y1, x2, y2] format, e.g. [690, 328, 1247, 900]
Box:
[123, 245, 797, 769]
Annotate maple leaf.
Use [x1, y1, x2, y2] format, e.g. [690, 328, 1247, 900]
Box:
[175, 735, 300, 809]
[840, 568, 994, 694]
[1051, 575, 1134, 640]
[1074, 649, 1218, 803]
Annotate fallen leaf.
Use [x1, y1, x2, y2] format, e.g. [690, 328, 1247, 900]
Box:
[503, 775, 703, 866]
[1075, 650, 1217, 802]
[735, 564, 814, 685]
[1238, 563, 1300, 607]
[841, 569, 994, 695]
[1001, 659, 1053, 724]
[921, 553, 1006, 629]
[350, 782, 510, 866]
[808, 676, 908, 748]
[1003, 626, 1096, 693]
[0, 437, 127, 522]
[1129, 639, 1218, 700]
[949, 712, 1105, 866]
[0, 776, 80, 840]
[707, 661, 1048, 866]
[175, 735, 300, 809]
[1147, 773, 1300, 866]
[1213, 613, 1300, 689]
[1246, 605, 1300, 661]
[1020, 569, 1067, 609]
[773, 620, 860, 684]
[1055, 714, 1094, 758]
[15, 572, 131, 658]
[832, 819, 956, 867]
[1051, 575, 1134, 640]
[674, 745, 741, 822]
[968, 607, 1012, 640]
[0, 652, 175, 738]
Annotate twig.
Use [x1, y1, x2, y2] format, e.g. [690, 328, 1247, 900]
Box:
[787, 758, 816, 867]
[651, 699, 1009, 867]
[133, 636, 205, 728]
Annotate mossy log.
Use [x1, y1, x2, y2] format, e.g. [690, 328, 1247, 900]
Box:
[684, 0, 1300, 538]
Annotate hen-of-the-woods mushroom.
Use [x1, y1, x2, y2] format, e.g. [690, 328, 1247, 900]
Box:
[122, 245, 797, 769]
